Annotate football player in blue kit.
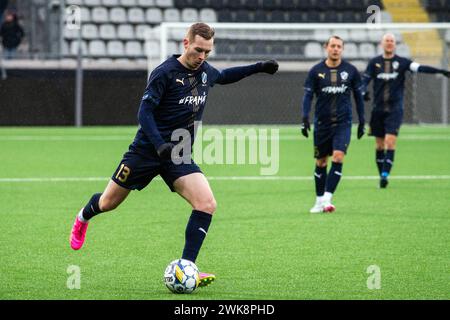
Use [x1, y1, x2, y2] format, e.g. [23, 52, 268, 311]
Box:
[69, 23, 279, 287]
[362, 33, 450, 188]
[301, 36, 365, 213]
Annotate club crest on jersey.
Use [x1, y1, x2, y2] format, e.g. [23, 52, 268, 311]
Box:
[201, 72, 207, 84]
[340, 71, 348, 81]
[392, 61, 399, 70]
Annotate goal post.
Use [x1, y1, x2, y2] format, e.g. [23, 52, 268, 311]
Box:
[147, 22, 450, 125]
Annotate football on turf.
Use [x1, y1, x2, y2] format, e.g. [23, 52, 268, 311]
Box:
[164, 259, 200, 294]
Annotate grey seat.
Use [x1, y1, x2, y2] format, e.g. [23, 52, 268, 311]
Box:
[181, 8, 198, 22]
[107, 40, 125, 56]
[102, 0, 120, 7]
[99, 24, 117, 40]
[128, 7, 146, 23]
[164, 8, 181, 22]
[88, 40, 106, 56]
[199, 8, 217, 22]
[146, 8, 163, 23]
[117, 24, 135, 40]
[91, 7, 109, 23]
[110, 7, 128, 23]
[304, 42, 324, 59]
[125, 41, 143, 56]
[82, 24, 99, 40]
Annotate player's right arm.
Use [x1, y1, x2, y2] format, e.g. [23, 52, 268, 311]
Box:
[300, 67, 316, 138]
[138, 69, 173, 158]
[361, 59, 376, 101]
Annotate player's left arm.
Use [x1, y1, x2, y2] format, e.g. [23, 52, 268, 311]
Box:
[352, 68, 366, 139]
[213, 60, 279, 85]
[409, 60, 450, 77]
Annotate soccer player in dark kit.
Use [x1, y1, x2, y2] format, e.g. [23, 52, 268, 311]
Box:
[69, 23, 279, 287]
[301, 35, 365, 213]
[362, 33, 450, 188]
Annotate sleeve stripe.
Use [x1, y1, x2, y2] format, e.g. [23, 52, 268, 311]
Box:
[410, 62, 420, 72]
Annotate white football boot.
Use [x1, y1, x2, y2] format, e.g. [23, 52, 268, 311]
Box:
[322, 192, 335, 213]
[309, 197, 324, 213]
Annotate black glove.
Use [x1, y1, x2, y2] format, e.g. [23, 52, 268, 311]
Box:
[363, 91, 370, 102]
[357, 122, 365, 139]
[443, 70, 450, 78]
[301, 117, 310, 138]
[157, 142, 175, 160]
[260, 60, 279, 74]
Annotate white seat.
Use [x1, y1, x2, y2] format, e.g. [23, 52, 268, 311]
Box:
[146, 8, 163, 23]
[368, 29, 384, 43]
[102, 0, 119, 6]
[144, 40, 160, 58]
[199, 8, 217, 22]
[359, 43, 376, 59]
[137, 0, 155, 6]
[181, 8, 198, 22]
[167, 40, 180, 54]
[70, 40, 88, 55]
[117, 24, 135, 39]
[125, 41, 143, 56]
[331, 29, 349, 41]
[66, 0, 83, 5]
[89, 40, 106, 56]
[156, 0, 173, 7]
[107, 40, 125, 56]
[64, 26, 80, 40]
[163, 8, 180, 22]
[85, 0, 102, 6]
[349, 29, 368, 42]
[80, 7, 91, 23]
[82, 24, 99, 39]
[120, 0, 137, 6]
[135, 24, 152, 40]
[313, 29, 331, 42]
[91, 7, 109, 23]
[99, 24, 117, 39]
[110, 7, 127, 23]
[343, 42, 358, 59]
[128, 7, 145, 23]
[304, 42, 324, 59]
[62, 40, 70, 55]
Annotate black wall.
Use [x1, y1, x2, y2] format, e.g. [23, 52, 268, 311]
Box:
[0, 68, 447, 125]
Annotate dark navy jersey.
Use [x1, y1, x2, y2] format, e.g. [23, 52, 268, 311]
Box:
[131, 55, 263, 156]
[302, 59, 365, 127]
[132, 55, 221, 154]
[362, 55, 418, 110]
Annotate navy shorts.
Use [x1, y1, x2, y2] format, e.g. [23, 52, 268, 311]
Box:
[369, 106, 403, 138]
[313, 122, 351, 159]
[111, 147, 202, 192]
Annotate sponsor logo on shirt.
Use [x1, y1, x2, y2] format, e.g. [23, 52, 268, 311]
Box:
[321, 84, 348, 94]
[318, 73, 326, 79]
[377, 72, 399, 80]
[179, 94, 207, 106]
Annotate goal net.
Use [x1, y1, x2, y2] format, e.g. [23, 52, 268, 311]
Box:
[146, 22, 450, 125]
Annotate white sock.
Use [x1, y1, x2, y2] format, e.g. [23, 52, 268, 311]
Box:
[316, 196, 324, 203]
[323, 192, 333, 203]
[78, 209, 88, 223]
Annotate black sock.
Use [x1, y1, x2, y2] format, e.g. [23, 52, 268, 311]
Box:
[182, 210, 212, 263]
[376, 150, 385, 176]
[314, 166, 327, 197]
[325, 162, 343, 194]
[81, 193, 102, 221]
[381, 150, 395, 177]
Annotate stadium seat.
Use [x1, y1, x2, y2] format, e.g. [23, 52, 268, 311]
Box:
[120, 0, 137, 7]
[82, 24, 99, 40]
[156, 0, 174, 8]
[88, 40, 106, 56]
[135, 24, 152, 40]
[181, 8, 199, 22]
[306, 10, 320, 22]
[102, 0, 120, 7]
[64, 27, 80, 40]
[368, 29, 384, 42]
[107, 40, 125, 56]
[243, 0, 260, 10]
[62, 40, 70, 56]
[217, 9, 232, 22]
[262, 0, 278, 10]
[71, 40, 89, 55]
[199, 8, 217, 22]
[128, 7, 146, 23]
[286, 10, 305, 23]
[137, 0, 155, 6]
[85, 0, 102, 6]
[396, 43, 411, 57]
[146, 8, 163, 23]
[331, 29, 349, 41]
[271, 11, 287, 23]
[144, 40, 160, 58]
[99, 24, 117, 40]
[343, 42, 358, 59]
[359, 43, 376, 59]
[235, 10, 253, 22]
[163, 8, 181, 22]
[91, 7, 109, 23]
[304, 42, 324, 59]
[313, 29, 331, 42]
[191, 0, 209, 9]
[110, 7, 128, 23]
[349, 29, 368, 42]
[80, 7, 91, 22]
[227, 0, 242, 10]
[322, 11, 340, 22]
[287, 43, 304, 56]
[66, 0, 83, 5]
[125, 41, 143, 56]
[117, 24, 135, 39]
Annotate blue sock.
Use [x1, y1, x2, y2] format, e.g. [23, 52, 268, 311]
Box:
[376, 150, 385, 176]
[81, 193, 102, 220]
[314, 166, 327, 197]
[182, 210, 212, 263]
[382, 150, 395, 178]
[325, 162, 343, 194]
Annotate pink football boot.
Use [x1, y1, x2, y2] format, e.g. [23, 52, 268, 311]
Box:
[70, 212, 89, 250]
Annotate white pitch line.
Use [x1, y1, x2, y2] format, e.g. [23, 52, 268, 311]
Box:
[1, 175, 450, 183]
